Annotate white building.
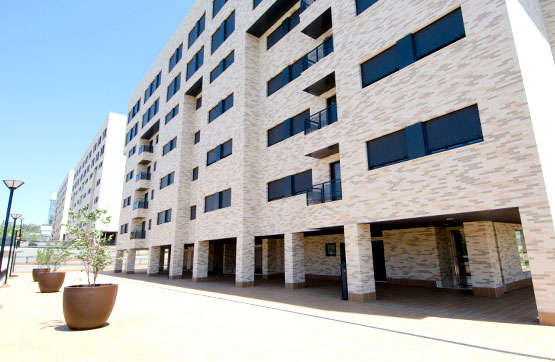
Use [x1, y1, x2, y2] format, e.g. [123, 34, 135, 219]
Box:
[51, 171, 74, 241]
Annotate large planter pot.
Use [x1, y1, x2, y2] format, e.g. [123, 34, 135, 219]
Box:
[38, 272, 65, 293]
[63, 284, 118, 330]
[32, 268, 50, 282]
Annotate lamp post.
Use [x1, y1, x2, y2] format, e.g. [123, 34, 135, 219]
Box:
[0, 180, 24, 280]
[4, 214, 21, 284]
[10, 217, 23, 275]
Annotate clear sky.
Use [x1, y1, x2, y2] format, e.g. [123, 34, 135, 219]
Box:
[0, 0, 195, 226]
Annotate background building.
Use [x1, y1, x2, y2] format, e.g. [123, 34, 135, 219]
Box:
[47, 192, 56, 225]
[115, 0, 555, 325]
[51, 170, 75, 241]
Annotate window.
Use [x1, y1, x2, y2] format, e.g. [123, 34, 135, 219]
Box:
[188, 14, 206, 48]
[96, 179, 100, 186]
[355, 0, 379, 15]
[162, 137, 177, 156]
[165, 104, 179, 124]
[123, 196, 132, 208]
[151, 189, 155, 200]
[127, 99, 141, 123]
[267, 109, 310, 146]
[157, 209, 172, 224]
[120, 224, 128, 234]
[196, 97, 202, 110]
[207, 139, 232, 165]
[361, 8, 465, 88]
[128, 146, 136, 158]
[144, 72, 162, 103]
[253, 0, 263, 9]
[267, 170, 312, 201]
[210, 50, 235, 83]
[211, 11, 235, 54]
[126, 122, 139, 145]
[213, 0, 227, 18]
[167, 74, 181, 101]
[366, 104, 482, 170]
[100, 145, 104, 155]
[194, 131, 200, 144]
[192, 167, 199, 181]
[205, 189, 231, 212]
[208, 93, 234, 123]
[142, 99, 160, 127]
[267, 9, 300, 50]
[160, 172, 175, 189]
[103, 128, 107, 138]
[186, 47, 204, 80]
[126, 171, 134, 182]
[94, 196, 98, 204]
[169, 44, 183, 72]
[190, 205, 197, 220]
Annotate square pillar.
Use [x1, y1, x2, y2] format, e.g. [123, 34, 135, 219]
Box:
[463, 222, 504, 297]
[284, 232, 305, 289]
[147, 246, 161, 276]
[193, 241, 209, 282]
[344, 224, 376, 302]
[114, 250, 124, 273]
[125, 250, 136, 274]
[223, 243, 236, 275]
[169, 243, 184, 279]
[235, 234, 254, 287]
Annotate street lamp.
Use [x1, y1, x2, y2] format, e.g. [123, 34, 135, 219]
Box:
[4, 214, 21, 284]
[10, 217, 23, 275]
[0, 180, 24, 280]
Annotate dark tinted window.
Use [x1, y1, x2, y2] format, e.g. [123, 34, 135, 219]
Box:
[188, 14, 206, 48]
[223, 94, 234, 112]
[413, 8, 465, 60]
[253, 0, 263, 8]
[361, 46, 398, 88]
[267, 109, 309, 146]
[423, 105, 482, 153]
[205, 193, 217, 212]
[367, 130, 408, 169]
[209, 105, 221, 123]
[190, 205, 197, 220]
[356, 0, 379, 15]
[213, 0, 227, 17]
[267, 71, 284, 96]
[194, 131, 200, 144]
[192, 167, 199, 181]
[207, 148, 219, 165]
[220, 189, 231, 208]
[221, 139, 232, 158]
[268, 122, 288, 146]
[268, 177, 287, 201]
[292, 170, 312, 195]
[267, 10, 300, 50]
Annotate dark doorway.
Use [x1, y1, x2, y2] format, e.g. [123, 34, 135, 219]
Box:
[450, 230, 472, 287]
[327, 95, 336, 107]
[372, 240, 387, 281]
[330, 161, 341, 181]
[339, 242, 346, 264]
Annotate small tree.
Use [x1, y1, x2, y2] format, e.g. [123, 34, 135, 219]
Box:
[65, 206, 113, 286]
[35, 243, 70, 271]
[35, 248, 50, 270]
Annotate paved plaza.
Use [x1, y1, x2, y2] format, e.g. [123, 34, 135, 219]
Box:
[1, 269, 554, 361]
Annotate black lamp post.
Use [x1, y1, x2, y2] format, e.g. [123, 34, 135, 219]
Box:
[4, 213, 21, 284]
[0, 180, 24, 280]
[10, 217, 23, 275]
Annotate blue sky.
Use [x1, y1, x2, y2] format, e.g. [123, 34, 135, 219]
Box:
[0, 0, 195, 225]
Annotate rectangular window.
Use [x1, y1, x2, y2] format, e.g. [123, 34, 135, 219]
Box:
[367, 130, 408, 169]
[253, 0, 263, 9]
[165, 104, 179, 124]
[122, 196, 132, 208]
[361, 46, 398, 88]
[162, 137, 177, 156]
[192, 167, 199, 181]
[268, 170, 312, 201]
[188, 14, 206, 48]
[190, 205, 197, 220]
[120, 224, 128, 234]
[157, 209, 172, 224]
[210, 50, 235, 83]
[208, 93, 234, 123]
[128, 146, 136, 158]
[142, 99, 159, 127]
[205, 189, 232, 212]
[355, 0, 379, 15]
[267, 109, 310, 146]
[213, 0, 227, 18]
[160, 172, 175, 189]
[186, 47, 204, 80]
[126, 171, 134, 182]
[207, 139, 233, 166]
[127, 99, 141, 123]
[267, 9, 300, 50]
[194, 131, 200, 144]
[126, 122, 139, 145]
[196, 97, 202, 109]
[144, 72, 162, 103]
[167, 74, 181, 101]
[169, 44, 183, 72]
[211, 11, 235, 54]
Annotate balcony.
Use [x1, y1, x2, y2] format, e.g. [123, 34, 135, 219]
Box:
[138, 145, 154, 165]
[305, 103, 337, 135]
[305, 36, 333, 69]
[306, 179, 342, 206]
[130, 230, 146, 240]
[135, 172, 151, 191]
[133, 200, 149, 210]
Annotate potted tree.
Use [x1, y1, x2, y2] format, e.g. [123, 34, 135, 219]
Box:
[37, 243, 70, 293]
[32, 249, 50, 282]
[63, 206, 117, 330]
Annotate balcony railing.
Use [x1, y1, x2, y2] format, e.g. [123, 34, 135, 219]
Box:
[305, 36, 333, 68]
[136, 172, 151, 182]
[133, 200, 149, 210]
[130, 230, 146, 240]
[300, 0, 316, 13]
[305, 103, 337, 135]
[139, 145, 154, 154]
[306, 179, 342, 205]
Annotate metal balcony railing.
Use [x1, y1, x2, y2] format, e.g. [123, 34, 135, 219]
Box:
[304, 36, 333, 68]
[130, 230, 146, 240]
[306, 179, 342, 205]
[300, 0, 316, 13]
[133, 200, 149, 210]
[305, 103, 337, 135]
[136, 172, 151, 182]
[139, 145, 154, 154]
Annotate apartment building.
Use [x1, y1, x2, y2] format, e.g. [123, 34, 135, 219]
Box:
[115, 0, 555, 325]
[68, 113, 127, 240]
[51, 171, 74, 241]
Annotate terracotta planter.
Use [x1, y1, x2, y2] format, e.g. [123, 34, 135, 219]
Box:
[38, 272, 66, 293]
[32, 268, 50, 282]
[63, 284, 118, 330]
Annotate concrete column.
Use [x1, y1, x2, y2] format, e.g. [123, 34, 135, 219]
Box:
[125, 249, 136, 274]
[235, 234, 254, 287]
[284, 232, 305, 289]
[114, 250, 124, 273]
[262, 239, 270, 278]
[169, 243, 184, 279]
[344, 224, 376, 302]
[192, 241, 209, 282]
[223, 243, 236, 275]
[463, 222, 504, 297]
[147, 246, 161, 276]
